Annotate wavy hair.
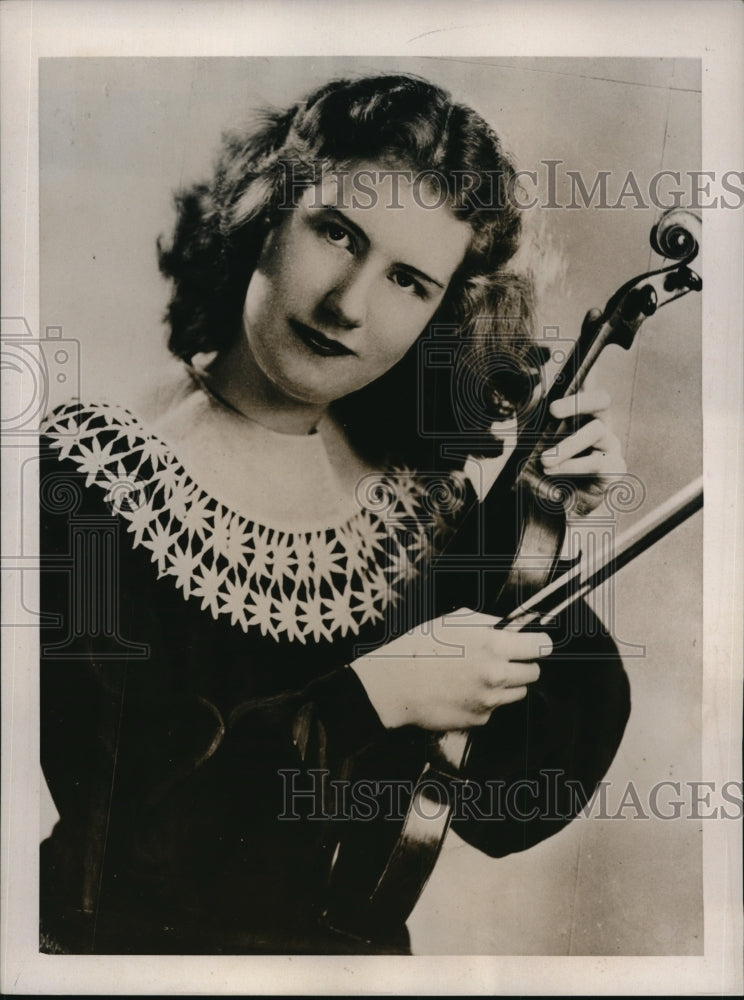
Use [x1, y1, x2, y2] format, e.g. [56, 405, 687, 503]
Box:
[157, 74, 537, 470]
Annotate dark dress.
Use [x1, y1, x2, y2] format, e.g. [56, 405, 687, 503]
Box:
[39, 398, 630, 955]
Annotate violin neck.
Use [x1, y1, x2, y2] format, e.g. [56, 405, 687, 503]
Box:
[514, 309, 614, 468]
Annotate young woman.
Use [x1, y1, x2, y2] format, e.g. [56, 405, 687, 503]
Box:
[39, 74, 630, 955]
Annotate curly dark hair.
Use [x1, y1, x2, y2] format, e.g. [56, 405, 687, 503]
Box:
[157, 74, 537, 470]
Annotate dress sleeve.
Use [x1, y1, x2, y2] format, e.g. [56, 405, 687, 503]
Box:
[420, 456, 632, 857]
[451, 601, 630, 857]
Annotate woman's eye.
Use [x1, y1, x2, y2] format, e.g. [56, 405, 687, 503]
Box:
[392, 271, 426, 298]
[323, 223, 353, 251]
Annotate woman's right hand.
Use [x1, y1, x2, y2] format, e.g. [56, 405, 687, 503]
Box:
[350, 609, 550, 731]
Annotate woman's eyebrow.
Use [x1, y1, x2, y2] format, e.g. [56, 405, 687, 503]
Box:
[396, 261, 445, 291]
[319, 206, 445, 290]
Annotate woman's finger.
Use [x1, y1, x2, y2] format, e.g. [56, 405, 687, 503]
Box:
[541, 418, 613, 467]
[542, 452, 627, 477]
[489, 685, 528, 707]
[490, 630, 553, 661]
[484, 661, 541, 688]
[549, 388, 611, 422]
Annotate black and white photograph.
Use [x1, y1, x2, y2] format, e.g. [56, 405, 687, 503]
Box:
[1, 1, 742, 995]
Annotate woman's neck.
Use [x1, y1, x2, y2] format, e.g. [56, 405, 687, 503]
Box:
[205, 341, 327, 436]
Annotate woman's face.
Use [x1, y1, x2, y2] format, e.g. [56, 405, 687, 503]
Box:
[240, 165, 473, 408]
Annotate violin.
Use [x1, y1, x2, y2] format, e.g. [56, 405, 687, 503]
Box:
[481, 206, 703, 618]
[321, 207, 703, 942]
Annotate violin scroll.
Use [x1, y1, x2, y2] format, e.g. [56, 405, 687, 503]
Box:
[650, 208, 701, 261]
[600, 208, 702, 351]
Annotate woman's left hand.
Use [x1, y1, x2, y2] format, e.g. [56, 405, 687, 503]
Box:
[539, 387, 626, 515]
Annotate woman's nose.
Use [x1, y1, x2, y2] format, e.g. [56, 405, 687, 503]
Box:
[322, 264, 372, 329]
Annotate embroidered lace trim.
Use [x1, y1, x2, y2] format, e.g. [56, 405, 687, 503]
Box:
[42, 401, 440, 644]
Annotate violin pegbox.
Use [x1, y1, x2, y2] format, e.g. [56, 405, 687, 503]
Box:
[602, 208, 703, 351]
[651, 207, 703, 299]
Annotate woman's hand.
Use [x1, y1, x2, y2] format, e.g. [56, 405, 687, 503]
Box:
[351, 609, 550, 731]
[540, 387, 626, 515]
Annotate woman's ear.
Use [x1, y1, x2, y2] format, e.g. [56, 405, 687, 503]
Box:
[251, 209, 287, 277]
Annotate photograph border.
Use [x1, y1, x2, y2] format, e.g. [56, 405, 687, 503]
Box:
[2, 1, 742, 995]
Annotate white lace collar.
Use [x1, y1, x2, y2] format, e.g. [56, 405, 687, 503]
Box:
[42, 400, 441, 645]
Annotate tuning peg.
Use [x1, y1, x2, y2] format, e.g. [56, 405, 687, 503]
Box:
[621, 283, 657, 321]
[664, 265, 703, 294]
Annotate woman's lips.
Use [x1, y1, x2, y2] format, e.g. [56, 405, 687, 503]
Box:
[289, 320, 354, 357]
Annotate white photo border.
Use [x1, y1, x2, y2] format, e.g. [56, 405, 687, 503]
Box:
[1, 0, 742, 995]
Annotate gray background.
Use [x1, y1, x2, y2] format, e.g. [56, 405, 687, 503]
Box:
[39, 56, 702, 955]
